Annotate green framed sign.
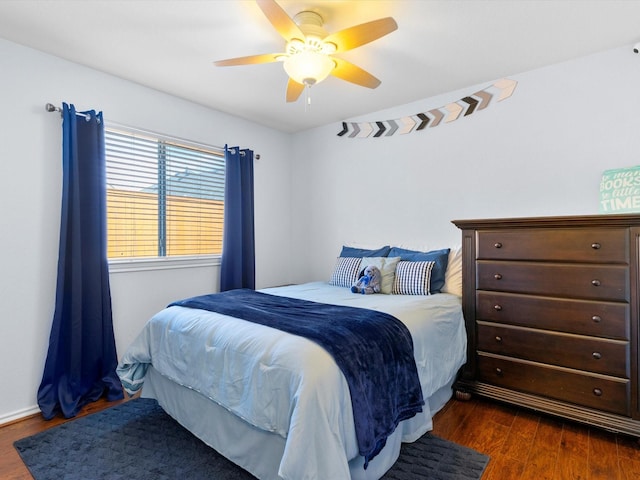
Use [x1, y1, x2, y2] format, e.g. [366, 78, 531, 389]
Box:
[600, 166, 640, 213]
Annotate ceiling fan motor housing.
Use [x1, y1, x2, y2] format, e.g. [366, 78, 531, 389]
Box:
[289, 11, 336, 54]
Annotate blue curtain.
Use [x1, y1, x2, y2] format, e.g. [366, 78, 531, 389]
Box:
[38, 103, 123, 420]
[220, 146, 255, 291]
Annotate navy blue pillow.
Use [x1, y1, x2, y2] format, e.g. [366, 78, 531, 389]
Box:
[387, 247, 450, 293]
[339, 245, 391, 258]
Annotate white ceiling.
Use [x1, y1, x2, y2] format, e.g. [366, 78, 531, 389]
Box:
[1, 0, 640, 133]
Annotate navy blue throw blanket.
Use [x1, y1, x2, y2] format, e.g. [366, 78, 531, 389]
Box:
[169, 289, 424, 468]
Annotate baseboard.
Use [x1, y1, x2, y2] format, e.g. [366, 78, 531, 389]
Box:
[0, 405, 41, 427]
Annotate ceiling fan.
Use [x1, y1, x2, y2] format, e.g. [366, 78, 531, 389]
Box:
[214, 0, 398, 102]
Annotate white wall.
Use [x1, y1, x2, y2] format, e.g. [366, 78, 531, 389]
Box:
[0, 38, 292, 423]
[289, 45, 640, 284]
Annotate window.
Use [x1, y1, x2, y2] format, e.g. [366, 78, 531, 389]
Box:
[105, 127, 225, 260]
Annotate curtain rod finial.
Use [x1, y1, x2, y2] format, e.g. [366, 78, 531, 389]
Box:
[45, 103, 60, 113]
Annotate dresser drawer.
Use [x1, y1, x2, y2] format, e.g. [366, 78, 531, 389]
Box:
[477, 322, 629, 377]
[478, 353, 630, 416]
[477, 228, 628, 263]
[476, 291, 629, 339]
[477, 261, 629, 301]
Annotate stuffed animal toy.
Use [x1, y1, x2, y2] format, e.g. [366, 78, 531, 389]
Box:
[351, 265, 382, 294]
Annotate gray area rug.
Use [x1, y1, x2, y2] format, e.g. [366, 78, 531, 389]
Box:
[14, 398, 489, 480]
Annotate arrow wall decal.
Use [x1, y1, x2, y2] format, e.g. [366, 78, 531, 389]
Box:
[373, 121, 387, 137]
[337, 78, 517, 138]
[444, 102, 463, 122]
[462, 96, 479, 116]
[428, 109, 444, 127]
[473, 90, 493, 110]
[385, 119, 399, 136]
[493, 78, 518, 101]
[357, 122, 374, 138]
[416, 113, 430, 130]
[398, 116, 417, 134]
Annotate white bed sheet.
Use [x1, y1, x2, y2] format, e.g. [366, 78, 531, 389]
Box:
[118, 282, 466, 480]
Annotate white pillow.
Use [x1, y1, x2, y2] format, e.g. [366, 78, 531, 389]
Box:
[442, 247, 462, 297]
[329, 257, 362, 288]
[359, 256, 401, 294]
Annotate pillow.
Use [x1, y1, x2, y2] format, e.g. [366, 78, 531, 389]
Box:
[340, 245, 391, 258]
[387, 247, 450, 293]
[359, 256, 401, 294]
[329, 257, 362, 287]
[393, 261, 436, 295]
[442, 247, 462, 296]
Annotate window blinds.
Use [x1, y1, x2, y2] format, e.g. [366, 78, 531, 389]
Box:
[105, 128, 225, 259]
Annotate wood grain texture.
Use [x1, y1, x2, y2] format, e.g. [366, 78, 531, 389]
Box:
[431, 397, 639, 480]
[454, 214, 640, 438]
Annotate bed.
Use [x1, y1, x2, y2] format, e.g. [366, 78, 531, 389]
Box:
[117, 247, 467, 480]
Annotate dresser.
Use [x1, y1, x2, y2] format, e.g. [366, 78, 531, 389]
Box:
[452, 214, 640, 436]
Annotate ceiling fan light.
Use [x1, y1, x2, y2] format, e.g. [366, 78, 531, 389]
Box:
[321, 42, 337, 55]
[283, 51, 335, 86]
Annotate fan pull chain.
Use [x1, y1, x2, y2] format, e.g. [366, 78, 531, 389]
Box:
[305, 84, 311, 112]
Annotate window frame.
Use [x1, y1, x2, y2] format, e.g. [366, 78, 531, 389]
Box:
[105, 123, 224, 272]
[108, 254, 221, 273]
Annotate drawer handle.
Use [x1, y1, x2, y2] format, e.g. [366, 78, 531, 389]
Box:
[592, 352, 602, 360]
[494, 273, 502, 280]
[494, 304, 502, 311]
[494, 242, 502, 249]
[591, 242, 601, 250]
[495, 368, 503, 376]
[592, 315, 602, 323]
[593, 388, 603, 397]
[591, 279, 601, 287]
[495, 336, 503, 343]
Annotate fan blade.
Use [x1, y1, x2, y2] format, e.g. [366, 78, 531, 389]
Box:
[331, 58, 381, 89]
[256, 0, 304, 42]
[323, 17, 398, 52]
[214, 53, 283, 67]
[286, 78, 305, 102]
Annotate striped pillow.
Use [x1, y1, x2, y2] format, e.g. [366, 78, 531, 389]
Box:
[329, 257, 362, 287]
[392, 261, 435, 295]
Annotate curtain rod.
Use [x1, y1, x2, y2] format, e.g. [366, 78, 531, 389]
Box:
[45, 102, 92, 119]
[46, 103, 260, 159]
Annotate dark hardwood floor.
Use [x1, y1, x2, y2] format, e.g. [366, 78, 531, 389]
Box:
[1, 393, 638, 479]
[432, 396, 640, 480]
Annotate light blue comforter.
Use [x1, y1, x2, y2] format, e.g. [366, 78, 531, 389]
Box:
[117, 282, 466, 480]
